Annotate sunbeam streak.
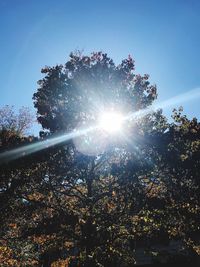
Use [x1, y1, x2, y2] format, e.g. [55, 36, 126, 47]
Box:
[125, 87, 200, 121]
[0, 126, 97, 163]
[1, 87, 200, 163]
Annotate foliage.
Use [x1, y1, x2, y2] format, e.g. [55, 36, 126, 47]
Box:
[0, 52, 199, 266]
[33, 52, 157, 133]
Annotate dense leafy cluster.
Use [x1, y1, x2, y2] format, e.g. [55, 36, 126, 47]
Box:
[33, 52, 157, 133]
[0, 52, 200, 266]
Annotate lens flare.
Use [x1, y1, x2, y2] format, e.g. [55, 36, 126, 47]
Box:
[98, 111, 123, 133]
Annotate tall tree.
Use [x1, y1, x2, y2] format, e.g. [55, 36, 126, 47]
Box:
[32, 51, 162, 266]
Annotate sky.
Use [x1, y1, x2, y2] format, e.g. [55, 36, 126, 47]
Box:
[1, 0, 200, 135]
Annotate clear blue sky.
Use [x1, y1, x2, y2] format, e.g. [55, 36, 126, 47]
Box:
[1, 0, 200, 134]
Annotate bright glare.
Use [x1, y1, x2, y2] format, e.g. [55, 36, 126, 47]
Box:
[98, 111, 123, 133]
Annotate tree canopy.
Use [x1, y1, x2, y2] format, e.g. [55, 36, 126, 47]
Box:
[0, 52, 200, 266]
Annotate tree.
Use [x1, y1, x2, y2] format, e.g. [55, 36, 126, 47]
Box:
[0, 105, 34, 136]
[0, 106, 40, 266]
[32, 51, 162, 266]
[0, 52, 200, 266]
[0, 106, 36, 216]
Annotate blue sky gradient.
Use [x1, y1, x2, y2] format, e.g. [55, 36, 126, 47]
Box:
[1, 0, 200, 134]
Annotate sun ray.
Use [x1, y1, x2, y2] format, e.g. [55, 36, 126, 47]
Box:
[125, 87, 200, 122]
[0, 126, 97, 163]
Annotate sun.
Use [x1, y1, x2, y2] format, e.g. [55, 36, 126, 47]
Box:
[98, 111, 123, 134]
